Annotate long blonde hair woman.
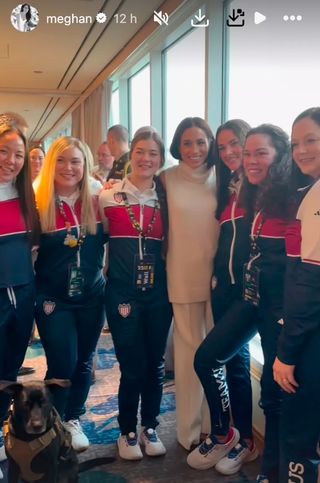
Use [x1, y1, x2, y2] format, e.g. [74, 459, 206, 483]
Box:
[36, 136, 97, 234]
[34, 136, 106, 453]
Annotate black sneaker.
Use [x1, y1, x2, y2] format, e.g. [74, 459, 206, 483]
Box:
[18, 366, 35, 376]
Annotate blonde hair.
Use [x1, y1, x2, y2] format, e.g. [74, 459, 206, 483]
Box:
[36, 136, 97, 234]
[82, 141, 94, 174]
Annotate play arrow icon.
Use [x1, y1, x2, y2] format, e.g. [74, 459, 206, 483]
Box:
[254, 11, 266, 24]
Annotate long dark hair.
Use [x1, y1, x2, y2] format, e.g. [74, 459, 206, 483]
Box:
[20, 3, 31, 21]
[215, 119, 251, 219]
[170, 117, 215, 168]
[0, 125, 40, 244]
[239, 124, 292, 220]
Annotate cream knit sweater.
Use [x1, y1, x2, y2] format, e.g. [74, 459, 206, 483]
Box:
[165, 162, 220, 304]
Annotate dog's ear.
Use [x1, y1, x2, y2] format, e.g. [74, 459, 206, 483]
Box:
[45, 379, 71, 388]
[0, 381, 24, 396]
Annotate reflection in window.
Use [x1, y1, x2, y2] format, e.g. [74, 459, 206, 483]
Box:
[164, 28, 205, 164]
[129, 65, 150, 137]
[227, 0, 320, 134]
[110, 89, 120, 126]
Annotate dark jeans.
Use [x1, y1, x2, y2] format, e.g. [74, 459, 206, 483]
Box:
[194, 294, 283, 482]
[212, 284, 256, 440]
[35, 292, 104, 420]
[0, 283, 35, 423]
[280, 328, 320, 483]
[258, 310, 283, 482]
[105, 283, 172, 435]
[195, 297, 257, 438]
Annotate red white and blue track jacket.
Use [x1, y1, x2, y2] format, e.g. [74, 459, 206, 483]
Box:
[99, 178, 167, 298]
[0, 183, 33, 288]
[278, 179, 320, 364]
[35, 196, 106, 302]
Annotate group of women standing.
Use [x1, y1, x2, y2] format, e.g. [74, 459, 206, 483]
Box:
[186, 112, 320, 483]
[0, 108, 319, 483]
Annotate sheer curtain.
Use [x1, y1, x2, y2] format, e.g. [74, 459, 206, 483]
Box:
[71, 80, 113, 158]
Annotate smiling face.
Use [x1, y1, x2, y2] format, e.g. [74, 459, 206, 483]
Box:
[243, 134, 277, 185]
[54, 146, 84, 195]
[0, 131, 25, 183]
[217, 129, 243, 172]
[130, 139, 162, 179]
[179, 127, 210, 169]
[29, 147, 45, 180]
[291, 117, 320, 179]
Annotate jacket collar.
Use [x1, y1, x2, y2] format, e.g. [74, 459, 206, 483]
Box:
[117, 177, 158, 203]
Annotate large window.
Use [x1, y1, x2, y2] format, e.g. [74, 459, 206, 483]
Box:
[43, 117, 71, 152]
[110, 88, 120, 126]
[129, 65, 151, 137]
[227, 0, 320, 134]
[164, 27, 206, 163]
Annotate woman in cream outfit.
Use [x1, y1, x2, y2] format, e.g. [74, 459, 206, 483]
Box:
[161, 117, 219, 450]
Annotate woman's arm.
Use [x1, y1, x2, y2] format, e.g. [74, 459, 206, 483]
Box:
[274, 218, 320, 392]
[98, 191, 110, 235]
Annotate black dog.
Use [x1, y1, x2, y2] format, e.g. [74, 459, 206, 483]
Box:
[0, 379, 114, 483]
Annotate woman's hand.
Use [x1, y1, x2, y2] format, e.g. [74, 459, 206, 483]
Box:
[273, 357, 299, 393]
[103, 179, 118, 190]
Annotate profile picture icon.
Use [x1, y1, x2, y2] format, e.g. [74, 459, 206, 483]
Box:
[11, 4, 39, 32]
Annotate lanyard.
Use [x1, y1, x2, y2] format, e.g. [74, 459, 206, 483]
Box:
[56, 197, 86, 266]
[122, 192, 159, 257]
[122, 192, 159, 238]
[248, 211, 264, 269]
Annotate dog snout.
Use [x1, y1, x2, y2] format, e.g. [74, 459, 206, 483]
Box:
[26, 406, 46, 434]
[30, 420, 45, 432]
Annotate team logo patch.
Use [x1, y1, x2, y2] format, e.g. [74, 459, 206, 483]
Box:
[43, 301, 56, 315]
[114, 192, 123, 204]
[118, 303, 131, 318]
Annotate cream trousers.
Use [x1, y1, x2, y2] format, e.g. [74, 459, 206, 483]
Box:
[173, 301, 213, 450]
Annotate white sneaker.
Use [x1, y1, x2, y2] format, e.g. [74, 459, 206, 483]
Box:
[0, 432, 7, 478]
[0, 445, 6, 463]
[187, 427, 240, 470]
[256, 476, 269, 483]
[215, 440, 259, 475]
[117, 432, 143, 460]
[64, 419, 89, 452]
[140, 428, 166, 456]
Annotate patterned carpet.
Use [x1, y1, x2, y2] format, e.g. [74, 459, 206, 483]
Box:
[0, 332, 261, 482]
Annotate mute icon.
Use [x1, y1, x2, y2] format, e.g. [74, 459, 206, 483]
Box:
[153, 10, 169, 26]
